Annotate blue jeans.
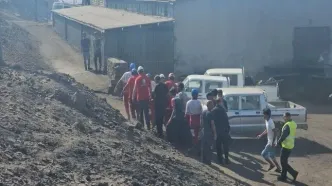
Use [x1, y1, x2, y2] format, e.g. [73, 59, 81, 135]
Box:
[261, 144, 276, 159]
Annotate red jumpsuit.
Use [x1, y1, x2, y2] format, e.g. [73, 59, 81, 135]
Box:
[123, 75, 139, 119]
[185, 99, 202, 145]
[165, 95, 174, 125]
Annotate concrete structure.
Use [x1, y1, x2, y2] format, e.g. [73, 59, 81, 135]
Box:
[52, 6, 174, 74]
[102, 0, 332, 76]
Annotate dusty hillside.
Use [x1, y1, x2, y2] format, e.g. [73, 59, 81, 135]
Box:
[0, 16, 244, 186]
[0, 61, 242, 186]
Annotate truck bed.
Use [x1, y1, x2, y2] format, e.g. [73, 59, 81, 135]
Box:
[268, 100, 305, 109]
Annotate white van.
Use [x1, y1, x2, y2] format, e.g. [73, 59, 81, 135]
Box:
[182, 75, 229, 99]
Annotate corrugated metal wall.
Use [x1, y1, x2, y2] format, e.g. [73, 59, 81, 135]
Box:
[104, 22, 174, 75]
[106, 0, 174, 18]
[66, 19, 82, 51]
[53, 14, 66, 39]
[174, 0, 332, 76]
[91, 0, 105, 6]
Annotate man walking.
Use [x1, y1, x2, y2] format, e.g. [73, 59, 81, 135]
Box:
[93, 32, 102, 73]
[153, 75, 168, 137]
[212, 98, 231, 164]
[80, 32, 90, 70]
[257, 108, 281, 172]
[217, 89, 228, 112]
[165, 73, 176, 91]
[201, 100, 217, 165]
[122, 69, 138, 120]
[176, 82, 189, 112]
[185, 89, 203, 147]
[277, 112, 298, 183]
[133, 66, 151, 129]
[115, 62, 136, 92]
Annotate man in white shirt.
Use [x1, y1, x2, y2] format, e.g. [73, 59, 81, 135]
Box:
[113, 63, 136, 93]
[257, 108, 281, 172]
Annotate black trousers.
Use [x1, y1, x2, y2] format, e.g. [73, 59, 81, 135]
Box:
[139, 100, 150, 128]
[280, 147, 297, 178]
[155, 104, 166, 136]
[201, 139, 213, 164]
[94, 51, 102, 71]
[216, 134, 229, 161]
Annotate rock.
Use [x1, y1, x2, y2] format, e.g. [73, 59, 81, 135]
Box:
[98, 182, 109, 186]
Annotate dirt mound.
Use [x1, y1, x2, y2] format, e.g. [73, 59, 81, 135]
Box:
[0, 15, 243, 186]
[0, 16, 50, 71]
[0, 67, 242, 186]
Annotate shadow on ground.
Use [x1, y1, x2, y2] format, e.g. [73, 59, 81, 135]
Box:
[230, 137, 332, 157]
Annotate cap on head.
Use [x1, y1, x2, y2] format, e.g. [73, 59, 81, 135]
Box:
[160, 74, 165, 79]
[191, 88, 199, 96]
[168, 73, 175, 79]
[137, 66, 144, 73]
[131, 69, 138, 75]
[146, 73, 151, 78]
[129, 63, 136, 70]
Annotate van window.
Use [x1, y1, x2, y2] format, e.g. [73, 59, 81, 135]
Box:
[225, 96, 239, 110]
[205, 81, 223, 93]
[223, 74, 238, 86]
[241, 95, 261, 110]
[185, 80, 202, 93]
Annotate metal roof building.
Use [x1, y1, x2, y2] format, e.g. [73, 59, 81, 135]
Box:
[52, 6, 175, 74]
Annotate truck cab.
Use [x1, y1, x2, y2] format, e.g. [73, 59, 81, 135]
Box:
[204, 68, 279, 101]
[182, 75, 229, 99]
[204, 68, 244, 87]
[216, 87, 308, 138]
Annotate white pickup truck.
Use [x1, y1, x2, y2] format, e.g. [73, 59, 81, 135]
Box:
[182, 75, 229, 99]
[204, 68, 279, 101]
[203, 87, 308, 138]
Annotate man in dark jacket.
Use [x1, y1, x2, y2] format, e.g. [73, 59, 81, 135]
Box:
[93, 32, 102, 72]
[277, 112, 298, 183]
[212, 98, 231, 165]
[80, 32, 90, 70]
[201, 100, 217, 165]
[153, 75, 168, 137]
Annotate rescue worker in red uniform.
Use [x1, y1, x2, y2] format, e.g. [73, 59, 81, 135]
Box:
[115, 63, 135, 119]
[122, 69, 139, 120]
[165, 73, 177, 91]
[132, 66, 152, 129]
[185, 89, 203, 146]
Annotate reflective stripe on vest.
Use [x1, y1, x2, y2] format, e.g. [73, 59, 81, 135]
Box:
[281, 121, 297, 149]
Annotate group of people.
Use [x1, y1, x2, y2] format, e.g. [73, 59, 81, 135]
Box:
[117, 63, 299, 183]
[116, 63, 231, 164]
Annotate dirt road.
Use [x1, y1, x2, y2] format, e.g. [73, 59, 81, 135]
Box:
[2, 12, 332, 186]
